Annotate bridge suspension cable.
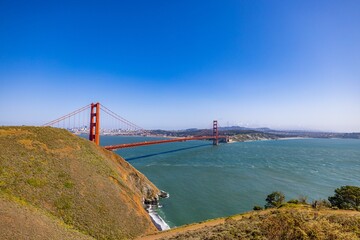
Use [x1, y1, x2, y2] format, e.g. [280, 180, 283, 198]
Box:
[101, 104, 143, 131]
[43, 104, 91, 127]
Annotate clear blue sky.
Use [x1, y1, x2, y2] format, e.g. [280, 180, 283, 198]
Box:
[1, 0, 359, 132]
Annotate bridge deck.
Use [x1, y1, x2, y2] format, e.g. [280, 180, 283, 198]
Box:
[104, 136, 227, 150]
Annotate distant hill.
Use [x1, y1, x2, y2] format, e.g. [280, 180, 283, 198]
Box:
[218, 126, 360, 139]
[0, 127, 161, 239]
[148, 128, 281, 142]
[150, 127, 360, 140]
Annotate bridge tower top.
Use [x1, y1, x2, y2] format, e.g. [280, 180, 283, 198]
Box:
[89, 102, 100, 145]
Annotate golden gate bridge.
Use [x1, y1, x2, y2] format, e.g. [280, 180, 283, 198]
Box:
[43, 102, 228, 150]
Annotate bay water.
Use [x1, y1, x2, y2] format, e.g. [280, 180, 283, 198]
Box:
[100, 136, 360, 227]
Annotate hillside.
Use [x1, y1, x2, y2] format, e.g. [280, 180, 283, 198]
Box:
[140, 205, 360, 240]
[0, 127, 161, 239]
[229, 132, 279, 142]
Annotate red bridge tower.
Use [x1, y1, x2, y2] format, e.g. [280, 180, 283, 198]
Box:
[89, 102, 100, 145]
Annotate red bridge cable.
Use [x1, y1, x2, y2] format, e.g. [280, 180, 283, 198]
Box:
[101, 105, 143, 131]
[101, 108, 140, 130]
[43, 104, 91, 126]
[101, 105, 143, 130]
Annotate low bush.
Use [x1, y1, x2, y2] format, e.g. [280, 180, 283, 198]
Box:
[328, 186, 360, 210]
[253, 205, 263, 211]
[287, 199, 299, 204]
[265, 191, 285, 209]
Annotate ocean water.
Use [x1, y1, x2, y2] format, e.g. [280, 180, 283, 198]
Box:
[100, 136, 360, 227]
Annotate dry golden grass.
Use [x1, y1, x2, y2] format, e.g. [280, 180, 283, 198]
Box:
[153, 207, 360, 240]
[0, 126, 161, 239]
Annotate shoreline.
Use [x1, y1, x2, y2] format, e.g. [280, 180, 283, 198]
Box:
[230, 136, 312, 143]
[145, 190, 171, 231]
[147, 205, 170, 231]
[276, 137, 311, 140]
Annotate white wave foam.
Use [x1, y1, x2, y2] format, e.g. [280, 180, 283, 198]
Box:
[147, 205, 170, 231]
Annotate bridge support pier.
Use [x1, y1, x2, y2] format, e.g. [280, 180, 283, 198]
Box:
[89, 102, 100, 145]
[213, 120, 219, 145]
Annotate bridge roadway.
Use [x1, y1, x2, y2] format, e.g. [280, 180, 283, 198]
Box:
[104, 136, 228, 150]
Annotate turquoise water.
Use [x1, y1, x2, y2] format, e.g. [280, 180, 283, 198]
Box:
[100, 136, 360, 227]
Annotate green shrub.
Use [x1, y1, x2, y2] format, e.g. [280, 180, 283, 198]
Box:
[26, 178, 47, 187]
[253, 205, 263, 211]
[287, 199, 299, 204]
[265, 191, 285, 209]
[328, 186, 360, 210]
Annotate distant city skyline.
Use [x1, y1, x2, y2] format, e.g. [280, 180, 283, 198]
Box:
[1, 1, 359, 132]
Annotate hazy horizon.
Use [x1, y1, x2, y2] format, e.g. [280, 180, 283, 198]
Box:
[1, 1, 359, 132]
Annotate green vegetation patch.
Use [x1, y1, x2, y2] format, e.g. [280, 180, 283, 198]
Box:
[26, 178, 47, 187]
[63, 180, 74, 189]
[329, 186, 360, 210]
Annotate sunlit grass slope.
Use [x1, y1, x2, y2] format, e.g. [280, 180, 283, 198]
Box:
[146, 204, 360, 240]
[148, 205, 360, 240]
[0, 126, 160, 239]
